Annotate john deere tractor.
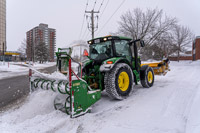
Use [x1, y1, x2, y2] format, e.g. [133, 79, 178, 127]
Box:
[30, 35, 156, 118]
[82, 36, 154, 99]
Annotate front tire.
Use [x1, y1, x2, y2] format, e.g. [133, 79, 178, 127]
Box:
[104, 63, 133, 100]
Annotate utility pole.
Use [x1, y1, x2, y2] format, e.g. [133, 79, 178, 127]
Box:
[85, 10, 99, 39]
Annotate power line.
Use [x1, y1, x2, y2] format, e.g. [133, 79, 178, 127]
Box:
[78, 14, 86, 39]
[82, 24, 89, 39]
[93, 0, 97, 10]
[98, 0, 105, 12]
[84, 30, 91, 40]
[85, 0, 89, 11]
[99, 0, 109, 19]
[81, 15, 92, 40]
[97, 0, 125, 36]
[79, 0, 89, 39]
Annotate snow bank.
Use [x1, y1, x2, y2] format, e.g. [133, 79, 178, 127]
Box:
[0, 62, 56, 79]
[0, 62, 56, 72]
[0, 61, 200, 133]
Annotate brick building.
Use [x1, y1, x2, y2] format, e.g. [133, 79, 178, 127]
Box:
[169, 37, 200, 61]
[26, 23, 56, 62]
[168, 55, 193, 61]
[192, 36, 200, 61]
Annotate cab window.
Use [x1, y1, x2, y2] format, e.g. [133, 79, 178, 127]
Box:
[114, 40, 131, 57]
[90, 41, 113, 60]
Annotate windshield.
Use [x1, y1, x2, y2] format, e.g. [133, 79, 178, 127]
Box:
[89, 41, 113, 61]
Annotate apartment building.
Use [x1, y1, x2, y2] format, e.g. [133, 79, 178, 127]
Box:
[26, 23, 56, 61]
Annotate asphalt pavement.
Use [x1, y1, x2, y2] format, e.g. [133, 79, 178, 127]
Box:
[0, 65, 56, 110]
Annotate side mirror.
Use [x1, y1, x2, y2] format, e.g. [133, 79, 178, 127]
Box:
[140, 40, 145, 47]
[132, 39, 145, 47]
[83, 49, 89, 56]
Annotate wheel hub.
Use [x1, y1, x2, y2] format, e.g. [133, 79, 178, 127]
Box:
[118, 71, 129, 91]
[147, 71, 153, 83]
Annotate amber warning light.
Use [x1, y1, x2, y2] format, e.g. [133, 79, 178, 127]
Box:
[106, 61, 113, 64]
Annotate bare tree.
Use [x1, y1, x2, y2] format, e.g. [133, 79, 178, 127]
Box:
[17, 39, 27, 54]
[117, 8, 179, 60]
[17, 39, 27, 61]
[118, 8, 177, 46]
[151, 32, 177, 59]
[35, 42, 49, 63]
[172, 25, 194, 62]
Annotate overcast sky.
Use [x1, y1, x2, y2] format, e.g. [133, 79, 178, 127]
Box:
[7, 0, 200, 51]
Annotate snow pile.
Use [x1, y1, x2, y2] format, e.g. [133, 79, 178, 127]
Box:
[0, 62, 56, 72]
[0, 90, 64, 133]
[1, 61, 200, 133]
[0, 62, 56, 79]
[0, 62, 27, 72]
[32, 69, 68, 81]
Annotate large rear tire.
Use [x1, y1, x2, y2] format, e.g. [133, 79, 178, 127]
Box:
[140, 66, 154, 88]
[104, 63, 133, 100]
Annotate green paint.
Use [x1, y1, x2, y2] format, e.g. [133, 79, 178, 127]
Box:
[71, 80, 101, 117]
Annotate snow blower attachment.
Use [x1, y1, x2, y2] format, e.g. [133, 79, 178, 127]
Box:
[30, 48, 101, 118]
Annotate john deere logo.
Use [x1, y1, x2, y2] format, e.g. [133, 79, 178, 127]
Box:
[73, 82, 80, 87]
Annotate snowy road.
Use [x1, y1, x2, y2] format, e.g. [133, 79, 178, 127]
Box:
[0, 61, 200, 133]
[0, 65, 56, 109]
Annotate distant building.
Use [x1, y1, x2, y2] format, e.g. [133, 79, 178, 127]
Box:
[26, 23, 56, 62]
[0, 0, 6, 54]
[169, 36, 200, 61]
[192, 36, 200, 61]
[168, 52, 193, 61]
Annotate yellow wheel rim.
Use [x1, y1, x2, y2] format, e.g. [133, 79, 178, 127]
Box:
[147, 71, 153, 83]
[118, 72, 130, 92]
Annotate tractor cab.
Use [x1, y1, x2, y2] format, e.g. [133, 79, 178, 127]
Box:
[86, 36, 145, 73]
[88, 36, 133, 63]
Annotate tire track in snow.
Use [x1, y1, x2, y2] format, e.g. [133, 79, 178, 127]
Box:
[184, 79, 200, 133]
[159, 63, 200, 132]
[1, 61, 200, 133]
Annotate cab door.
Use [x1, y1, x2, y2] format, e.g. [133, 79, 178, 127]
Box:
[114, 40, 133, 63]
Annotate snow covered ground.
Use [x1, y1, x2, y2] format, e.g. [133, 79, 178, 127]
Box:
[0, 61, 200, 133]
[0, 62, 56, 79]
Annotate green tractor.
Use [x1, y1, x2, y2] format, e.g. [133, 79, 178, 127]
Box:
[82, 36, 154, 99]
[30, 35, 155, 118]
